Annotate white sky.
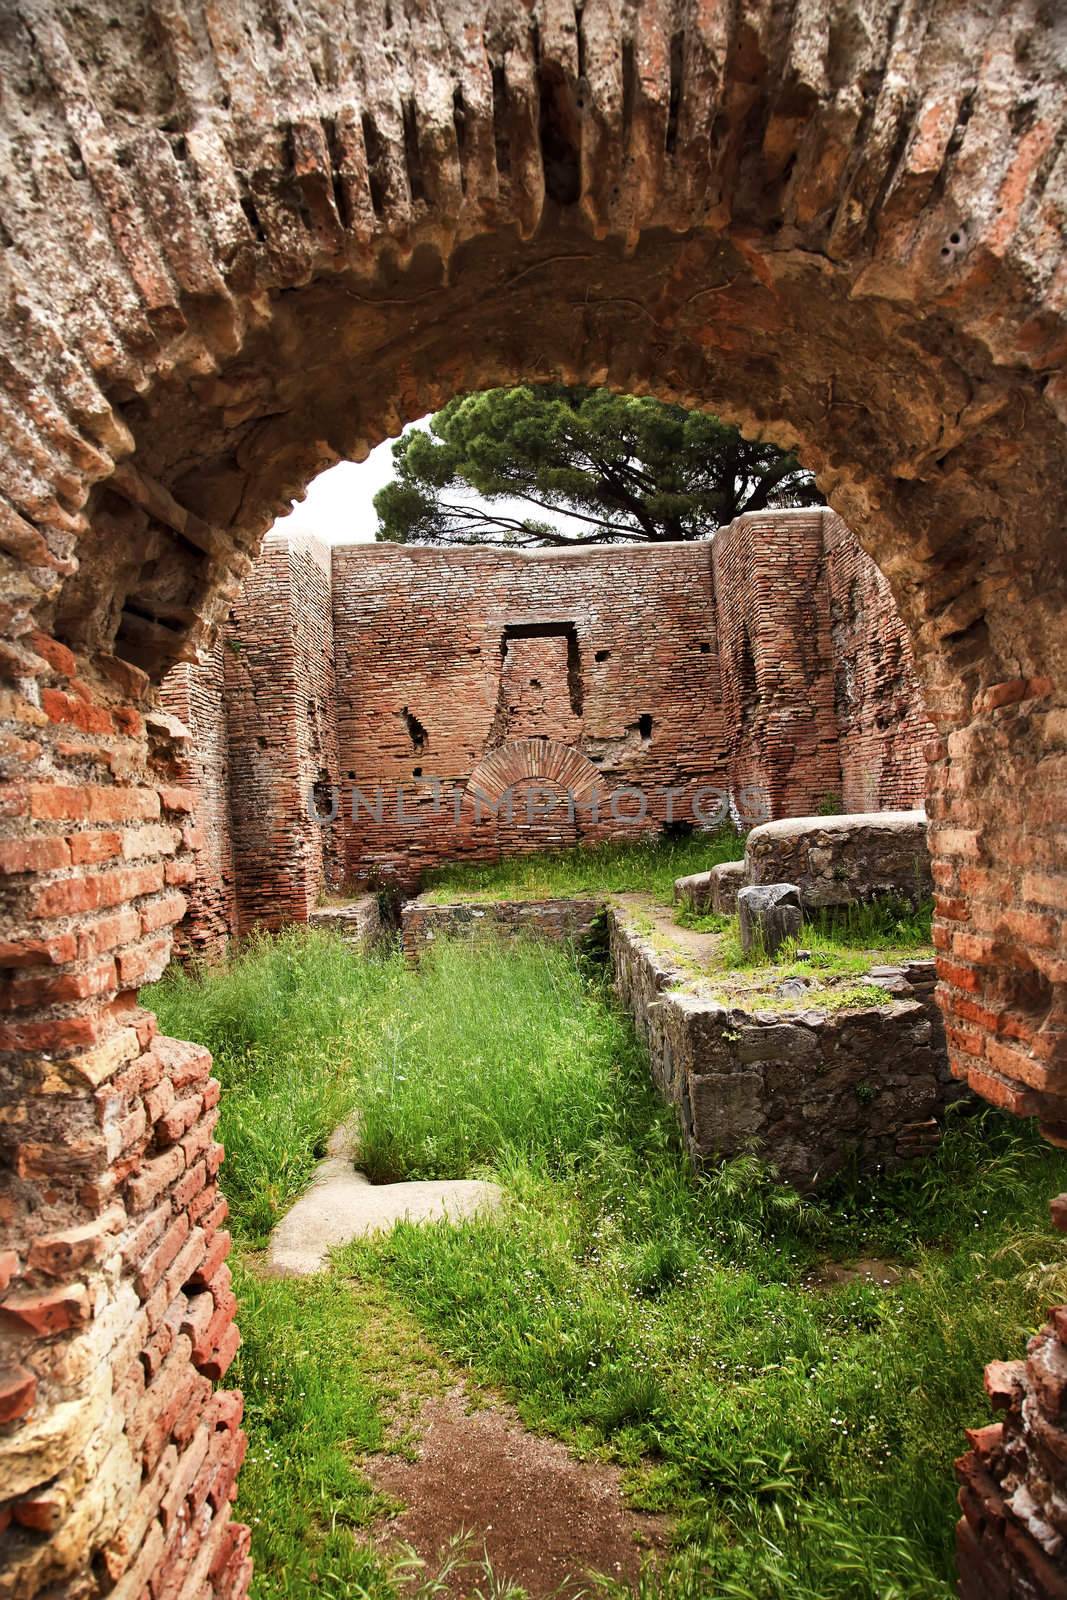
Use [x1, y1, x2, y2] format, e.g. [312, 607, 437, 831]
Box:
[270, 416, 617, 545]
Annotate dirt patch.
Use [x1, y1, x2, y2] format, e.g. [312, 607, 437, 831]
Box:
[805, 1257, 905, 1289]
[365, 1385, 669, 1597]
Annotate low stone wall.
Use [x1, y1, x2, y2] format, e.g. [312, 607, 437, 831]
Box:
[307, 895, 381, 952]
[609, 903, 953, 1189]
[402, 896, 604, 959]
[745, 810, 931, 909]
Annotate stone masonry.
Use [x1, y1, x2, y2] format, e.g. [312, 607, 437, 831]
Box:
[0, 4, 1064, 1598]
[745, 811, 933, 909]
[609, 899, 951, 1189]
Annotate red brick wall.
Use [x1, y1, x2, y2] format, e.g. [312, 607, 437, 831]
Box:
[158, 645, 237, 963]
[331, 540, 730, 887]
[822, 512, 934, 812]
[162, 512, 932, 933]
[713, 509, 844, 818]
[713, 509, 931, 820]
[0, 641, 248, 1600]
[223, 534, 342, 934]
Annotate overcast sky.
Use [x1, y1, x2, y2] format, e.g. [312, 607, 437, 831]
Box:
[270, 416, 615, 545]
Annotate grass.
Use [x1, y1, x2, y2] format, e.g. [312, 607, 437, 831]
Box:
[419, 829, 746, 905]
[354, 938, 635, 1184]
[146, 925, 1067, 1600]
[657, 897, 937, 1008]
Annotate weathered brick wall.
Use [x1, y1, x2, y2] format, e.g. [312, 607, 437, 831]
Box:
[164, 513, 934, 928]
[157, 645, 236, 964]
[0, 6, 1064, 1599]
[331, 540, 730, 888]
[0, 641, 248, 1600]
[712, 509, 843, 819]
[711, 508, 931, 820]
[223, 533, 342, 934]
[822, 512, 934, 812]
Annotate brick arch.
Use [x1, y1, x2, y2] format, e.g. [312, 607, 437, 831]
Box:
[0, 4, 1065, 1598]
[465, 739, 604, 809]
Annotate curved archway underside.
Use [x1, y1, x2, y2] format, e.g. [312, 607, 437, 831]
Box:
[0, 4, 1065, 1599]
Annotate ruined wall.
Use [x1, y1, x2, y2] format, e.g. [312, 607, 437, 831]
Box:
[0, 647, 248, 1600]
[712, 509, 932, 819]
[331, 540, 728, 888]
[164, 513, 933, 923]
[610, 903, 951, 1188]
[822, 513, 934, 812]
[713, 509, 842, 819]
[223, 534, 341, 934]
[157, 645, 236, 963]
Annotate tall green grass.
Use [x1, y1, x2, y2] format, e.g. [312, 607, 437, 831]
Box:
[356, 939, 635, 1182]
[149, 927, 403, 1243]
[146, 927, 1067, 1600]
[421, 829, 746, 904]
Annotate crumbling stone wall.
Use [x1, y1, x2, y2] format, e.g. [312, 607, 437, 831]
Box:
[610, 901, 951, 1189]
[402, 895, 604, 959]
[0, 3, 1063, 1598]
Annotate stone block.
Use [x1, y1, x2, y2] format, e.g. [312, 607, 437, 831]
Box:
[307, 894, 381, 952]
[738, 883, 803, 956]
[674, 870, 715, 912]
[710, 861, 747, 914]
[746, 811, 931, 909]
[674, 860, 748, 915]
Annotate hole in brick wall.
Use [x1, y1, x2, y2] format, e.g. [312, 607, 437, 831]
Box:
[402, 707, 428, 751]
[413, 766, 422, 776]
[529, 677, 541, 687]
[1007, 962, 1053, 1020]
[595, 649, 611, 662]
[311, 772, 335, 819]
[499, 622, 583, 715]
[637, 713, 653, 741]
[699, 642, 711, 653]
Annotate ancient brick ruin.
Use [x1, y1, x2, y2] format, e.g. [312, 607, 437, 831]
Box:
[0, 3, 1064, 1598]
[160, 507, 932, 950]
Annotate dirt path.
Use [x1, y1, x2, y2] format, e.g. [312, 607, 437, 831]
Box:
[365, 1384, 669, 1597]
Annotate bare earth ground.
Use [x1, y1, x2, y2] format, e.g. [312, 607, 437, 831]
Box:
[365, 1384, 670, 1598]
